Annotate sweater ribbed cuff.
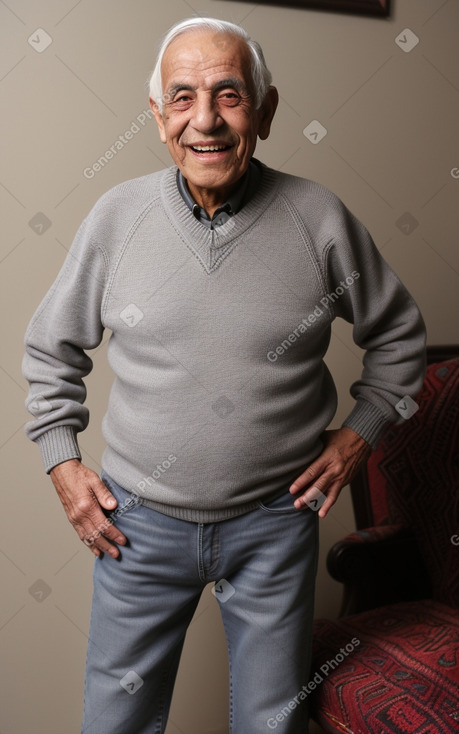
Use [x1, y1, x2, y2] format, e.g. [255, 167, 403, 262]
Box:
[342, 399, 393, 449]
[35, 426, 82, 474]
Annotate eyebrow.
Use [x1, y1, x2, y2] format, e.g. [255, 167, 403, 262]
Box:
[167, 77, 249, 99]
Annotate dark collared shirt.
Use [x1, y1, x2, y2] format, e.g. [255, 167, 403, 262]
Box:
[176, 159, 262, 229]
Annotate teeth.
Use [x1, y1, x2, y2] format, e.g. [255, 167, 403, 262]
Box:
[192, 145, 228, 152]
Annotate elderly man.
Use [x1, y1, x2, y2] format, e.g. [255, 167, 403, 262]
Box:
[23, 16, 426, 734]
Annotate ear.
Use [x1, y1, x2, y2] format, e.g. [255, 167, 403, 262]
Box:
[257, 86, 279, 141]
[149, 97, 167, 144]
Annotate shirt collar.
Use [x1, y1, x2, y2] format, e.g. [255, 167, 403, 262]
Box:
[176, 160, 259, 229]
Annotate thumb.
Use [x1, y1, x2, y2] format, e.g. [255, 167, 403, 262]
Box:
[92, 477, 118, 510]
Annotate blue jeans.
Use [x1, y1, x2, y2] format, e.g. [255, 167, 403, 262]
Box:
[81, 472, 319, 734]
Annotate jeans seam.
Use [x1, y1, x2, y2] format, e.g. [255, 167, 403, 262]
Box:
[197, 523, 206, 582]
[154, 660, 176, 734]
[210, 524, 220, 578]
[227, 637, 234, 733]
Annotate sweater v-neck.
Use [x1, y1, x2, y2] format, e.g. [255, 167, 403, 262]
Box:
[160, 158, 280, 273]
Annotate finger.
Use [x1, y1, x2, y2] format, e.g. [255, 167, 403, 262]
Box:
[293, 484, 326, 510]
[94, 537, 122, 558]
[292, 465, 340, 508]
[80, 512, 127, 554]
[294, 481, 341, 517]
[81, 526, 122, 558]
[317, 485, 341, 518]
[89, 480, 129, 546]
[289, 460, 327, 494]
[92, 477, 118, 510]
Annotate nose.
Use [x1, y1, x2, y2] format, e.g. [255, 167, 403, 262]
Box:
[190, 92, 222, 134]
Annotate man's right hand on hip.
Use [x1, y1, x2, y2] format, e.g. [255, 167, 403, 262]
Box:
[49, 459, 127, 558]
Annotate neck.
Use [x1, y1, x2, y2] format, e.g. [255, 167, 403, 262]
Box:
[186, 179, 241, 219]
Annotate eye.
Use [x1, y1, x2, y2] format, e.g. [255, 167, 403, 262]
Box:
[217, 90, 241, 106]
[171, 94, 194, 109]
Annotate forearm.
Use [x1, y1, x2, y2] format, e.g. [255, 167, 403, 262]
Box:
[22, 214, 107, 471]
[327, 206, 426, 446]
[22, 332, 94, 471]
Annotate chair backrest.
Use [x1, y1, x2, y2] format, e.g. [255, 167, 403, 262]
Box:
[351, 351, 459, 608]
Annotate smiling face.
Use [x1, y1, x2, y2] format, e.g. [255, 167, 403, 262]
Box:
[150, 30, 278, 211]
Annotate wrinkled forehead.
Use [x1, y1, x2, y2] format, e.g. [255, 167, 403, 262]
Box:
[161, 30, 253, 92]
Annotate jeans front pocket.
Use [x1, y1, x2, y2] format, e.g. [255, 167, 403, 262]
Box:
[257, 487, 299, 514]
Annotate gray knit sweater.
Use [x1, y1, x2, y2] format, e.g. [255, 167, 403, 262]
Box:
[22, 161, 426, 522]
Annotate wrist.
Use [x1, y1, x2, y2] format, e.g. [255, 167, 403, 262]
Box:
[50, 457, 81, 477]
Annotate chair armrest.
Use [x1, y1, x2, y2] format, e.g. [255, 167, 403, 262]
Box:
[327, 524, 432, 616]
[327, 524, 410, 582]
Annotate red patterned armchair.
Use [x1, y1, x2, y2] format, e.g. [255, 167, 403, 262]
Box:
[310, 348, 459, 734]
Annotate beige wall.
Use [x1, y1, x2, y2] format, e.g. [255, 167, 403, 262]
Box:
[2, 0, 458, 732]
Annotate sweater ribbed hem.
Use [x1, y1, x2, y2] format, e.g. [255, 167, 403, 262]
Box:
[342, 399, 393, 449]
[35, 426, 81, 474]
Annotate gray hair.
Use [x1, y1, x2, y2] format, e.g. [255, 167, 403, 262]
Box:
[148, 17, 272, 114]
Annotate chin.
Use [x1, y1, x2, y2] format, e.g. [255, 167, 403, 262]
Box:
[187, 168, 236, 185]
